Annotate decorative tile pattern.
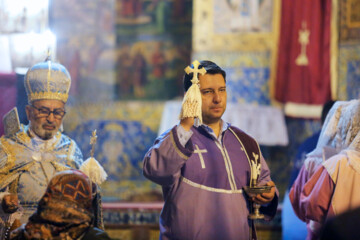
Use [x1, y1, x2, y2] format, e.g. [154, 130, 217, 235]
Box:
[63, 102, 164, 202]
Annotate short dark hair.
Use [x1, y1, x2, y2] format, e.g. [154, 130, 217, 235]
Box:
[321, 100, 336, 124]
[183, 60, 226, 92]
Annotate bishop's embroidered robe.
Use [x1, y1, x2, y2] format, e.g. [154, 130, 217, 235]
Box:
[0, 125, 83, 237]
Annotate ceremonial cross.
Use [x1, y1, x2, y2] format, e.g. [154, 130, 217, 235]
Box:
[194, 144, 207, 169]
[295, 21, 310, 66]
[90, 130, 97, 158]
[184, 60, 207, 85]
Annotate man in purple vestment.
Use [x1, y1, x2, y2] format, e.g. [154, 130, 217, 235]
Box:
[143, 60, 278, 240]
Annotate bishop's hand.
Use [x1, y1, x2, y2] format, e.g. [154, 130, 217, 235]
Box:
[2, 193, 19, 213]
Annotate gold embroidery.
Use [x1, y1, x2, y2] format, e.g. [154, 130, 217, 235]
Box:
[330, 0, 338, 100]
[8, 176, 19, 194]
[0, 137, 16, 174]
[52, 162, 71, 172]
[295, 21, 310, 66]
[67, 140, 75, 165]
[25, 68, 70, 103]
[53, 132, 62, 149]
[16, 125, 31, 144]
[170, 131, 189, 160]
[181, 176, 243, 194]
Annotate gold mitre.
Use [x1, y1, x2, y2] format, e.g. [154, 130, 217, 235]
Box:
[24, 59, 71, 103]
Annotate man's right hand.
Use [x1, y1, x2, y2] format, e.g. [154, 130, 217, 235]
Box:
[2, 194, 19, 213]
[180, 117, 194, 131]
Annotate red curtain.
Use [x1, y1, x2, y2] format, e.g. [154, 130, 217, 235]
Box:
[275, 0, 332, 105]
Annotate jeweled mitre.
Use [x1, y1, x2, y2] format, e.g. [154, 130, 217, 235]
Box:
[24, 60, 71, 103]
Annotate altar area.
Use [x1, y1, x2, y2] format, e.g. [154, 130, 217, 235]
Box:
[103, 202, 163, 240]
[3, 0, 360, 238]
[61, 101, 287, 240]
[102, 202, 282, 240]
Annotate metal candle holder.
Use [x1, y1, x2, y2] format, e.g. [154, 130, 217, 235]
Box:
[243, 185, 272, 220]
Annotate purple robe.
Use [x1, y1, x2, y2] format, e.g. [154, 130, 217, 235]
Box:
[290, 150, 360, 240]
[290, 165, 335, 240]
[143, 124, 278, 240]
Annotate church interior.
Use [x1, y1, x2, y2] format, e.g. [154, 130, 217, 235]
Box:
[1, 0, 360, 239]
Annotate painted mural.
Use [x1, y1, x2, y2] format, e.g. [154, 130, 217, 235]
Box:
[51, 0, 192, 202]
[50, 0, 360, 207]
[63, 102, 165, 202]
[51, 0, 192, 102]
[115, 0, 192, 100]
[50, 0, 117, 102]
[193, 0, 278, 53]
[340, 0, 360, 42]
[338, 44, 360, 100]
[194, 51, 272, 105]
[214, 0, 273, 33]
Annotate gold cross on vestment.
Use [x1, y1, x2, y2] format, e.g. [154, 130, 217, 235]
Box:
[184, 60, 207, 85]
[295, 21, 310, 66]
[194, 144, 207, 169]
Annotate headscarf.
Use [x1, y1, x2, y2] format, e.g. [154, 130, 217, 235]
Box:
[304, 99, 360, 174]
[342, 108, 360, 175]
[10, 170, 96, 240]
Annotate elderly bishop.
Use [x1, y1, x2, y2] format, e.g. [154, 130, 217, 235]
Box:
[0, 58, 85, 238]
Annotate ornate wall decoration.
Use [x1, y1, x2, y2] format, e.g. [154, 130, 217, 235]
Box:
[115, 0, 192, 100]
[194, 51, 271, 104]
[63, 101, 164, 202]
[339, 0, 360, 42]
[51, 0, 117, 102]
[192, 0, 280, 105]
[338, 44, 360, 100]
[193, 0, 279, 52]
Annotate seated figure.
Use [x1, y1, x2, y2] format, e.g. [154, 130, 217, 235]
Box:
[9, 170, 111, 240]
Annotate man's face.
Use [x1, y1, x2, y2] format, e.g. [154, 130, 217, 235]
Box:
[199, 73, 227, 125]
[25, 99, 65, 140]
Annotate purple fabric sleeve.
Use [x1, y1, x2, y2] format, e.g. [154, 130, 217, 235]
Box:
[289, 165, 310, 222]
[299, 166, 334, 222]
[143, 126, 193, 187]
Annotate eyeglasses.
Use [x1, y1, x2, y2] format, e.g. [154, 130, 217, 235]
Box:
[31, 105, 66, 119]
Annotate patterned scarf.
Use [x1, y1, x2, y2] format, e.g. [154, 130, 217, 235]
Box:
[306, 100, 360, 158]
[10, 170, 95, 240]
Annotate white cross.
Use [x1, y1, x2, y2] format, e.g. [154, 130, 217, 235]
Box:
[184, 60, 207, 85]
[194, 144, 207, 169]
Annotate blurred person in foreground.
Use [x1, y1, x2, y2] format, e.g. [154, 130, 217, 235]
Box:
[282, 100, 335, 240]
[320, 205, 360, 240]
[10, 170, 111, 240]
[290, 99, 360, 239]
